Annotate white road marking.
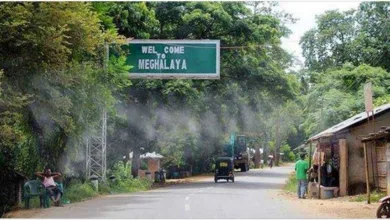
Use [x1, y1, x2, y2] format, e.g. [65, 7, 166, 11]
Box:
[185, 204, 191, 211]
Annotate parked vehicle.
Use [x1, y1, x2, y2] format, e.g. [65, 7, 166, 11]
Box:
[377, 196, 390, 218]
[214, 157, 234, 183]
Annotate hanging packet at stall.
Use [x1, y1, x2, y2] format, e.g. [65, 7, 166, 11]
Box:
[326, 164, 332, 174]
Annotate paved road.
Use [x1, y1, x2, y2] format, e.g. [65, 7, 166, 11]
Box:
[32, 165, 313, 219]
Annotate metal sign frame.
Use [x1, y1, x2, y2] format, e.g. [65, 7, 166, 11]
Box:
[125, 39, 220, 79]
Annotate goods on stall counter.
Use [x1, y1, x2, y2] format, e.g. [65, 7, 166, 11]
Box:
[332, 153, 340, 170]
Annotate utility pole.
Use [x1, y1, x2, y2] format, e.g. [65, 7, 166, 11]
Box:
[85, 110, 107, 181]
[320, 96, 324, 131]
[85, 43, 109, 181]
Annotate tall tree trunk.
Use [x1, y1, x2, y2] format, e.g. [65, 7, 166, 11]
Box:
[255, 146, 261, 168]
[27, 107, 46, 162]
[275, 117, 281, 166]
[131, 147, 140, 178]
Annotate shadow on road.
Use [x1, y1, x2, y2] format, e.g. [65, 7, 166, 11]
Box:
[213, 181, 285, 190]
[96, 195, 162, 212]
[154, 178, 286, 191]
[148, 167, 292, 192]
[235, 171, 290, 178]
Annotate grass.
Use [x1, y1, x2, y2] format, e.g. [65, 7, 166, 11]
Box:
[61, 178, 152, 204]
[284, 172, 297, 193]
[349, 191, 386, 203]
[62, 183, 99, 203]
[109, 178, 152, 193]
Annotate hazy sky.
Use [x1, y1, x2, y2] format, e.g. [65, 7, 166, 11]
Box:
[278, 1, 361, 67]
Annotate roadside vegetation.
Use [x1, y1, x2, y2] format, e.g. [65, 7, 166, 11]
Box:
[23, 161, 153, 208]
[63, 161, 152, 204]
[63, 178, 152, 204]
[349, 191, 386, 203]
[284, 172, 297, 193]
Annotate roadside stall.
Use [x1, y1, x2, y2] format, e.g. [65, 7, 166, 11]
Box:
[130, 152, 164, 180]
[307, 138, 341, 199]
[305, 103, 390, 199]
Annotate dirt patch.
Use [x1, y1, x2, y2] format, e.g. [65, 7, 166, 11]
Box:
[152, 174, 213, 187]
[276, 190, 378, 219]
[3, 208, 42, 218]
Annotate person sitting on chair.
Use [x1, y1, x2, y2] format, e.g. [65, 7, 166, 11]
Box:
[36, 168, 62, 206]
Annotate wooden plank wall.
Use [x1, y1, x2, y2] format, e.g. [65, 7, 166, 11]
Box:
[339, 139, 348, 196]
[387, 142, 390, 195]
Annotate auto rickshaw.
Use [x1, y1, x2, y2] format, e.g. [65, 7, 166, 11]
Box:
[214, 157, 234, 183]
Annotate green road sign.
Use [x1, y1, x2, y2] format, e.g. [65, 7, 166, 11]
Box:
[122, 40, 220, 79]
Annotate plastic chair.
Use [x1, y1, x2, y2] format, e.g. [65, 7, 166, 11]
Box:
[23, 180, 45, 209]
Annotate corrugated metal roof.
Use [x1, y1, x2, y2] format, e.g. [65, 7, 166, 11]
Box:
[293, 144, 306, 152]
[140, 152, 164, 159]
[308, 103, 390, 141]
[129, 151, 164, 159]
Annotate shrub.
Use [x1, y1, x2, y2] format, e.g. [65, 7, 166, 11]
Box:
[288, 152, 296, 161]
[98, 182, 111, 195]
[111, 161, 132, 181]
[63, 183, 98, 203]
[109, 178, 152, 193]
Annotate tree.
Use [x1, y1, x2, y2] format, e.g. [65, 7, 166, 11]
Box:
[300, 9, 357, 72]
[0, 2, 127, 175]
[300, 2, 390, 73]
[301, 64, 390, 137]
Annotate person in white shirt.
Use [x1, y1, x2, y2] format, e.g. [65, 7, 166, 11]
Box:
[36, 168, 62, 206]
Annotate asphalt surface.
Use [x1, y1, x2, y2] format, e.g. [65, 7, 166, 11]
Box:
[31, 165, 313, 219]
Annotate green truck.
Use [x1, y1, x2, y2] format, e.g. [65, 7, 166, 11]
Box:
[223, 134, 252, 172]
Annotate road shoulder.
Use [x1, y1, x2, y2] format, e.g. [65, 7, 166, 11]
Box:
[275, 190, 378, 219]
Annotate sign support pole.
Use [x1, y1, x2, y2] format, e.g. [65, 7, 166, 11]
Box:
[363, 142, 371, 204]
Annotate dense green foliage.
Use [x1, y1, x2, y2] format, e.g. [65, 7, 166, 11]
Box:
[300, 2, 390, 72]
[300, 2, 390, 137]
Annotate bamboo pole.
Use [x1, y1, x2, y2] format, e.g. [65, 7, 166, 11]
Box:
[318, 142, 321, 199]
[363, 142, 371, 204]
[307, 142, 312, 194]
[309, 142, 312, 169]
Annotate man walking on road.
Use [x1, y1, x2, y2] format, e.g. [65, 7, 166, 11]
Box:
[295, 154, 309, 199]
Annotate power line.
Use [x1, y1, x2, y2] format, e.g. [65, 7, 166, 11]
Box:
[136, 42, 289, 50]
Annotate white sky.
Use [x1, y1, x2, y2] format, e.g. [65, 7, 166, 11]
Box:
[278, 1, 361, 68]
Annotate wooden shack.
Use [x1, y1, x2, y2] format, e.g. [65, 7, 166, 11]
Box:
[306, 103, 390, 197]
